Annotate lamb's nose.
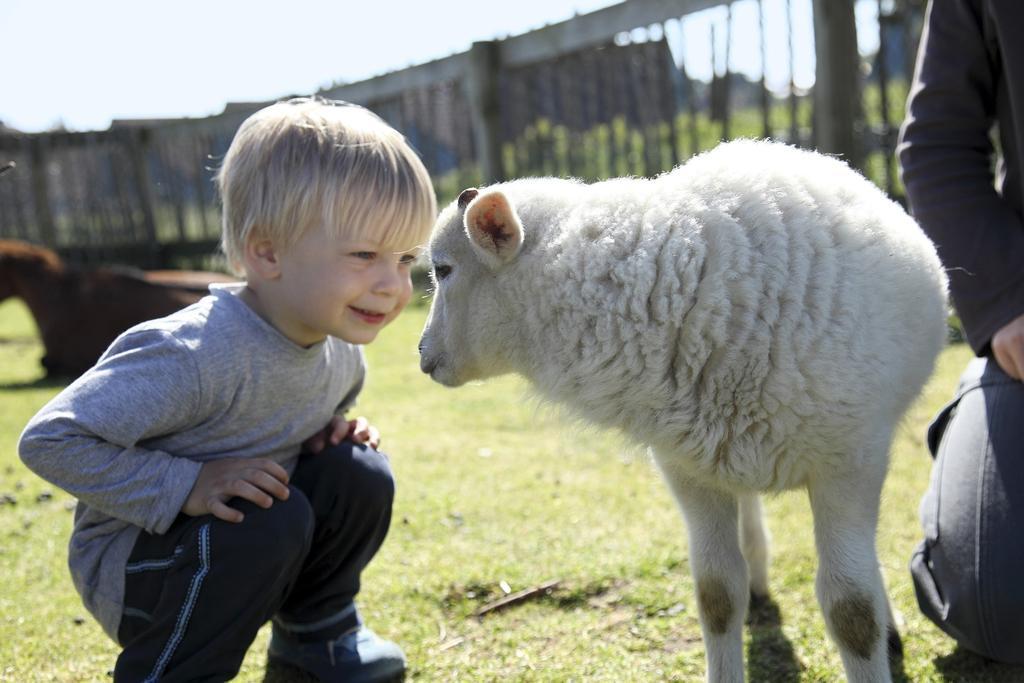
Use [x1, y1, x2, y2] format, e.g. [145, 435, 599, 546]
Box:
[420, 356, 438, 375]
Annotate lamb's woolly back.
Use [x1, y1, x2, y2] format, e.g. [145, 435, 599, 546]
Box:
[443, 141, 948, 490]
[420, 139, 948, 681]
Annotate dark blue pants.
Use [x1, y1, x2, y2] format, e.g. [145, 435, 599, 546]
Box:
[113, 442, 395, 682]
[912, 357, 1024, 663]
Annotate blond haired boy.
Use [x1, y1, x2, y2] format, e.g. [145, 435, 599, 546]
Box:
[19, 97, 436, 682]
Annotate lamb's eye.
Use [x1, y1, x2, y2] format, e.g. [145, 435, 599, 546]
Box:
[433, 264, 452, 281]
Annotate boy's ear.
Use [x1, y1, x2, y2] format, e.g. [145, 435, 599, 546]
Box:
[244, 237, 282, 280]
[463, 190, 523, 269]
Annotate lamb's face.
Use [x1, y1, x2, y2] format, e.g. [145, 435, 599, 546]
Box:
[418, 187, 524, 387]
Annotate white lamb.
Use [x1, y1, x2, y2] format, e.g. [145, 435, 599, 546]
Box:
[417, 139, 948, 682]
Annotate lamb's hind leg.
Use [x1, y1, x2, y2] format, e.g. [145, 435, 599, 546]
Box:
[807, 466, 892, 682]
[739, 493, 770, 600]
[656, 463, 748, 683]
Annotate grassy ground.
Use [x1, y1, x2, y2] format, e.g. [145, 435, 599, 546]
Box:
[1, 295, 1023, 682]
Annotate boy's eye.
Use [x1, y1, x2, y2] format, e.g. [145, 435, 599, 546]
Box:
[433, 264, 452, 280]
[399, 254, 418, 266]
[352, 251, 376, 260]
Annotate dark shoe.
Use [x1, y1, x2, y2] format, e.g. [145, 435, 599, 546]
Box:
[268, 623, 406, 682]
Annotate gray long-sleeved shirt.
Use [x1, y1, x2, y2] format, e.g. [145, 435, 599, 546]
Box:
[18, 283, 366, 640]
[898, 0, 1024, 353]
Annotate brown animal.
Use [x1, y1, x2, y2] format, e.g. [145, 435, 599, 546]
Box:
[0, 239, 236, 377]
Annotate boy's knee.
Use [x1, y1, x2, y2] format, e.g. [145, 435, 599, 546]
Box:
[310, 442, 396, 504]
[347, 444, 396, 502]
[216, 489, 315, 568]
[267, 488, 317, 546]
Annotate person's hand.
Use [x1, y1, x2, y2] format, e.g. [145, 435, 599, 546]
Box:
[345, 416, 381, 448]
[182, 457, 290, 523]
[303, 415, 381, 454]
[992, 312, 1024, 380]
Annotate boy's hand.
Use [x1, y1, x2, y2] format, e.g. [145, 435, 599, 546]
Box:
[303, 415, 381, 453]
[182, 457, 290, 523]
[346, 416, 381, 449]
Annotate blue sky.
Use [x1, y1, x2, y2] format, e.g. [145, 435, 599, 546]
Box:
[1, 0, 881, 133]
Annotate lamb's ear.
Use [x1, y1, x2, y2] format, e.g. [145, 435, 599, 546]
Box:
[463, 190, 524, 268]
[457, 187, 478, 209]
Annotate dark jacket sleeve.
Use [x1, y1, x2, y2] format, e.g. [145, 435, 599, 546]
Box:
[897, 0, 1024, 354]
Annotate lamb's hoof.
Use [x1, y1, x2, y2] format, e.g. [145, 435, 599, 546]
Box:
[746, 591, 779, 627]
[887, 625, 904, 660]
[749, 591, 770, 611]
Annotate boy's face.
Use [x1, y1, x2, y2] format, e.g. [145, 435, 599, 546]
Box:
[267, 221, 420, 347]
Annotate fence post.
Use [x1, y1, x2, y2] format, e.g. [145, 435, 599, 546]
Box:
[127, 127, 161, 267]
[466, 40, 504, 184]
[812, 0, 862, 167]
[28, 136, 57, 247]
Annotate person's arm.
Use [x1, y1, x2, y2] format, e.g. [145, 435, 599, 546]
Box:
[897, 0, 1024, 355]
[18, 329, 207, 534]
[302, 346, 379, 452]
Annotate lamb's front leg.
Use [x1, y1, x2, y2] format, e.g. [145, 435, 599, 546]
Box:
[656, 460, 748, 683]
[807, 467, 893, 683]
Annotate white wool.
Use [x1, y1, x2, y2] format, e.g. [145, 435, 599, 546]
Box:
[419, 139, 948, 682]
[422, 140, 947, 493]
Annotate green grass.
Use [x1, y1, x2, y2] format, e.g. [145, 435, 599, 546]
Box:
[1, 295, 1022, 682]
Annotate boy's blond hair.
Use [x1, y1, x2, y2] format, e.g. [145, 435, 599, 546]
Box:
[216, 97, 437, 274]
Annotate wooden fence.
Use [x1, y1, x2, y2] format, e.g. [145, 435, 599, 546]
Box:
[0, 0, 923, 269]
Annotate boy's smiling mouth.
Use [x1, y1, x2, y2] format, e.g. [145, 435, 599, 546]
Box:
[349, 306, 387, 324]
